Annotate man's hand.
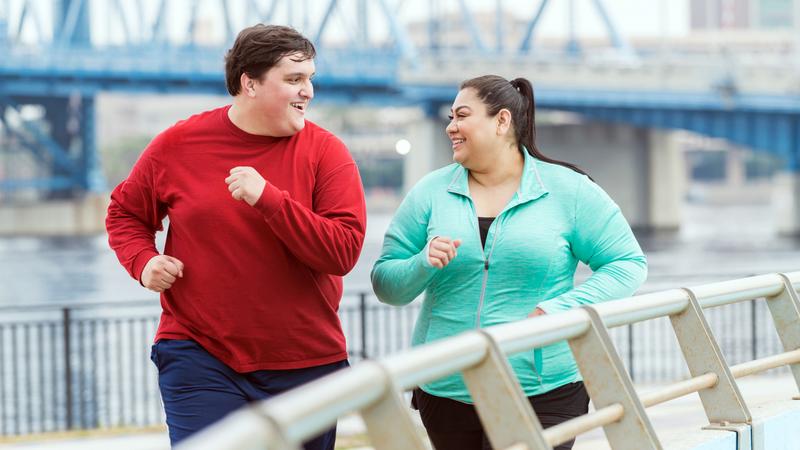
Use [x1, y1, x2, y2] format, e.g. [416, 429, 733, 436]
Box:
[141, 255, 185, 293]
[428, 236, 462, 269]
[528, 307, 546, 317]
[225, 166, 266, 206]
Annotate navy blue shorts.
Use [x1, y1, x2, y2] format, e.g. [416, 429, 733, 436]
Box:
[150, 339, 349, 448]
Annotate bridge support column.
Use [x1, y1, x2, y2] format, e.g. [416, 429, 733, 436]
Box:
[647, 129, 684, 230]
[403, 106, 452, 193]
[537, 123, 684, 231]
[773, 172, 800, 235]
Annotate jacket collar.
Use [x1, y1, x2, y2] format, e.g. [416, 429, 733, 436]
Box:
[446, 147, 549, 206]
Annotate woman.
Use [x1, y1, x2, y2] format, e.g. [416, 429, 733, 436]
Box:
[370, 75, 647, 450]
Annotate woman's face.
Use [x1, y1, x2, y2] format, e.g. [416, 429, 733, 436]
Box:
[446, 88, 500, 168]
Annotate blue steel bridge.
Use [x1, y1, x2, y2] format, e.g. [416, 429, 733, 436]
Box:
[2, 0, 800, 203]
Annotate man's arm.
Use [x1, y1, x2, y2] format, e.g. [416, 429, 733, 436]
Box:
[225, 137, 366, 276]
[106, 132, 183, 291]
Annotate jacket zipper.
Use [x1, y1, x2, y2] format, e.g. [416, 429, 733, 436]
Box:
[471, 202, 543, 385]
[475, 220, 500, 328]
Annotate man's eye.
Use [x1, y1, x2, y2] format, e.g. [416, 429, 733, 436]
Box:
[447, 115, 454, 120]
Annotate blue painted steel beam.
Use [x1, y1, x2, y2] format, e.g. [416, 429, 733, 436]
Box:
[151, 0, 168, 44]
[457, 0, 487, 52]
[375, 0, 417, 61]
[519, 0, 550, 54]
[566, 0, 580, 56]
[187, 0, 201, 45]
[111, 0, 131, 44]
[591, 0, 632, 53]
[0, 177, 75, 191]
[0, 96, 77, 175]
[314, 0, 339, 45]
[57, 0, 91, 47]
[78, 96, 104, 192]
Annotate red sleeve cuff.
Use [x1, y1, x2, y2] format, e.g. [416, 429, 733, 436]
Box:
[254, 182, 285, 220]
[132, 249, 160, 284]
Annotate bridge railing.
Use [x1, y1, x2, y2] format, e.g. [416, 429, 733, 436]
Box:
[178, 272, 800, 450]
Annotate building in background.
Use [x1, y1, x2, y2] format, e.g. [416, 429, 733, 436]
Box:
[690, 0, 794, 29]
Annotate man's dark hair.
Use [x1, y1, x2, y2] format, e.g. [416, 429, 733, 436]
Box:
[224, 24, 316, 96]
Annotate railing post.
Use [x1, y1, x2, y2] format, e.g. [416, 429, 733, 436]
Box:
[359, 363, 428, 450]
[768, 274, 800, 397]
[569, 306, 661, 450]
[461, 330, 551, 450]
[359, 292, 368, 360]
[673, 288, 751, 426]
[62, 307, 73, 430]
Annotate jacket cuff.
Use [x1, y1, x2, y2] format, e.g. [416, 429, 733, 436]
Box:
[536, 298, 569, 315]
[254, 182, 285, 220]
[419, 236, 439, 269]
[132, 249, 160, 285]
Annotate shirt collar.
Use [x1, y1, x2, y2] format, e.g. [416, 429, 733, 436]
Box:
[446, 147, 549, 205]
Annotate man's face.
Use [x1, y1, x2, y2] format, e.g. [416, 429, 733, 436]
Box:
[251, 53, 315, 137]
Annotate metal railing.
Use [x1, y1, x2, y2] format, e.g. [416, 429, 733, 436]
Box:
[177, 272, 800, 450]
[0, 294, 421, 436]
[0, 277, 791, 438]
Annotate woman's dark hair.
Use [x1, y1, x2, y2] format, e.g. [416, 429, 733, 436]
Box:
[460, 75, 590, 178]
[224, 24, 316, 96]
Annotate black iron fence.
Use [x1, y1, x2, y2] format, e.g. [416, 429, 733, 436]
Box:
[0, 292, 788, 436]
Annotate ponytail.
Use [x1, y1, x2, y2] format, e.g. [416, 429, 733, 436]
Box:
[462, 75, 591, 179]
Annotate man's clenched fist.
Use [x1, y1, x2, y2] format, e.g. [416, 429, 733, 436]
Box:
[225, 166, 266, 206]
[141, 255, 185, 293]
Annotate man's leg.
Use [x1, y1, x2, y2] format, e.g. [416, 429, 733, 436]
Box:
[150, 339, 250, 446]
[246, 360, 349, 450]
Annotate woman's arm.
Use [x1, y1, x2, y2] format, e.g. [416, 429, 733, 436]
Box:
[536, 177, 647, 314]
[371, 185, 441, 306]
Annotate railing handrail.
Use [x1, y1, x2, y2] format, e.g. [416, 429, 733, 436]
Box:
[176, 271, 800, 450]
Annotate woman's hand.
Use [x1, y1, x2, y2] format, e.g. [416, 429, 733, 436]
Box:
[528, 307, 546, 317]
[428, 236, 462, 269]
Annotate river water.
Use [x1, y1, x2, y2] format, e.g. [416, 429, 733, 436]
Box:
[2, 196, 800, 307]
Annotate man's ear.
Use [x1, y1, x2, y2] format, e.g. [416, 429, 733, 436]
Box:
[496, 109, 512, 136]
[241, 73, 256, 97]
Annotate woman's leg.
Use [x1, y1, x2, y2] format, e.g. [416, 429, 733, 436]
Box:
[528, 382, 591, 450]
[413, 388, 486, 450]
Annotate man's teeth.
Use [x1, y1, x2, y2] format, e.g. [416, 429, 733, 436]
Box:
[291, 103, 304, 110]
[453, 139, 465, 144]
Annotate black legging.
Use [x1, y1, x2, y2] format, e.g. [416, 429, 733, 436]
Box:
[413, 382, 590, 450]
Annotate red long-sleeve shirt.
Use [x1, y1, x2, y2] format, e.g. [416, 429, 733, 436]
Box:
[106, 106, 366, 371]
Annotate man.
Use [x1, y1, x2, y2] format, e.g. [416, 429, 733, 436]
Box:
[106, 24, 366, 449]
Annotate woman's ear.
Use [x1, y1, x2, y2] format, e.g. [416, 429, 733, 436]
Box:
[496, 109, 512, 136]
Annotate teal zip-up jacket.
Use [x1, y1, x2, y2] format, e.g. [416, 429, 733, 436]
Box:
[370, 150, 647, 402]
